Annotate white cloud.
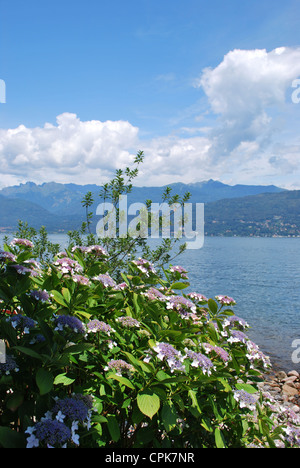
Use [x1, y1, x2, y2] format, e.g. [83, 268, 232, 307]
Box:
[1, 47, 300, 190]
[194, 47, 300, 161]
[0, 113, 139, 187]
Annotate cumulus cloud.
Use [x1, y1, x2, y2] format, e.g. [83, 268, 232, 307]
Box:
[1, 47, 300, 189]
[193, 47, 300, 159]
[0, 113, 139, 186]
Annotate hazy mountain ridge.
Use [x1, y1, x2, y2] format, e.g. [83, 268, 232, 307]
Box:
[1, 180, 298, 236]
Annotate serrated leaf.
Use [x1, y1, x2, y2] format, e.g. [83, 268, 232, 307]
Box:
[235, 383, 258, 394]
[51, 290, 67, 307]
[107, 372, 135, 389]
[137, 392, 160, 419]
[53, 373, 75, 386]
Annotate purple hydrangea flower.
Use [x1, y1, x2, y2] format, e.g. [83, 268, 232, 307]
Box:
[223, 315, 249, 329]
[86, 245, 109, 256]
[11, 264, 35, 275]
[142, 287, 167, 301]
[169, 265, 188, 278]
[132, 258, 156, 276]
[187, 292, 208, 303]
[233, 389, 258, 411]
[93, 273, 117, 288]
[202, 342, 230, 363]
[72, 274, 91, 286]
[116, 316, 140, 328]
[0, 250, 17, 262]
[227, 330, 248, 344]
[215, 295, 236, 306]
[29, 289, 51, 303]
[54, 315, 86, 334]
[153, 342, 185, 373]
[53, 257, 83, 275]
[105, 359, 134, 376]
[87, 319, 115, 335]
[11, 238, 34, 248]
[0, 355, 19, 375]
[10, 314, 36, 333]
[32, 419, 71, 447]
[166, 295, 197, 320]
[185, 349, 215, 375]
[52, 396, 90, 423]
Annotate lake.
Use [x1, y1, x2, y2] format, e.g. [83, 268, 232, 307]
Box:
[1, 233, 300, 372]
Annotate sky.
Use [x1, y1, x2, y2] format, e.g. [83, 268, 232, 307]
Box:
[0, 0, 300, 189]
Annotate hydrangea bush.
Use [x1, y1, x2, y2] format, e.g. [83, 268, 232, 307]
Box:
[0, 237, 300, 448]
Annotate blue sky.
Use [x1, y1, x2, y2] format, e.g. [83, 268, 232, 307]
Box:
[0, 0, 300, 188]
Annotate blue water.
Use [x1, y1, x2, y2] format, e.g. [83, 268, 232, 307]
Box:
[2, 233, 300, 372]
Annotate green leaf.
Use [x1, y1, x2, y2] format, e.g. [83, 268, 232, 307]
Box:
[107, 372, 135, 390]
[161, 402, 178, 433]
[235, 383, 258, 394]
[215, 427, 226, 448]
[137, 392, 160, 419]
[208, 298, 218, 315]
[107, 415, 121, 442]
[0, 426, 25, 448]
[61, 287, 71, 304]
[170, 281, 190, 290]
[13, 346, 43, 360]
[53, 373, 75, 386]
[36, 368, 53, 395]
[51, 290, 67, 307]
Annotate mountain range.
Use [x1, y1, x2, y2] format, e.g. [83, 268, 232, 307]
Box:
[0, 179, 299, 237]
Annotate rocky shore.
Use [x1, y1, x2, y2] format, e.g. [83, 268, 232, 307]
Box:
[259, 369, 300, 409]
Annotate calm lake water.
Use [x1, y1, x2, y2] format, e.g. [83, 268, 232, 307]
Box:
[1, 233, 300, 372]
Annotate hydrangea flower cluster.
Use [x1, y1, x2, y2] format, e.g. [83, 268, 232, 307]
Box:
[72, 244, 108, 257]
[87, 319, 115, 335]
[11, 238, 34, 249]
[202, 342, 230, 363]
[142, 287, 167, 302]
[0, 250, 17, 262]
[25, 394, 94, 448]
[215, 295, 236, 306]
[116, 316, 140, 328]
[223, 315, 249, 330]
[132, 258, 156, 276]
[169, 265, 188, 279]
[233, 389, 258, 411]
[29, 289, 51, 303]
[11, 264, 36, 276]
[187, 292, 208, 303]
[246, 340, 271, 369]
[72, 274, 91, 286]
[53, 256, 83, 276]
[104, 359, 134, 376]
[53, 315, 86, 335]
[93, 273, 117, 288]
[9, 314, 36, 334]
[0, 355, 19, 375]
[166, 295, 197, 320]
[185, 349, 215, 375]
[153, 342, 186, 373]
